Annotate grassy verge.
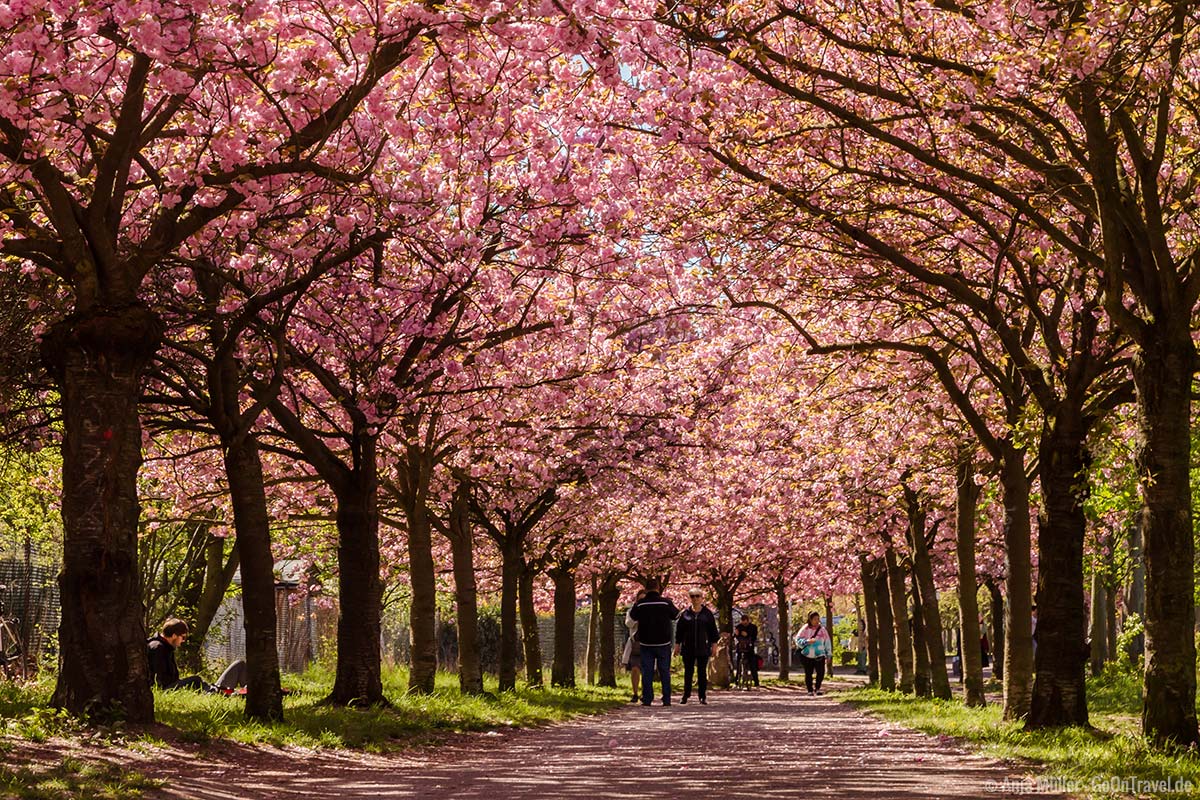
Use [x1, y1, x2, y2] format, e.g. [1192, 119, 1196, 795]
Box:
[0, 757, 163, 800]
[1, 665, 626, 752]
[840, 667, 1200, 800]
[149, 665, 627, 750]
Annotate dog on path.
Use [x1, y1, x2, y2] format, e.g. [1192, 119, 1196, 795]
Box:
[708, 632, 732, 689]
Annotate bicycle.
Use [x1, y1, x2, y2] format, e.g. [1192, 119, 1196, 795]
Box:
[732, 645, 756, 689]
[0, 584, 26, 682]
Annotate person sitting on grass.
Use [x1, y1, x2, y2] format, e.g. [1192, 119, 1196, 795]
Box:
[147, 618, 245, 693]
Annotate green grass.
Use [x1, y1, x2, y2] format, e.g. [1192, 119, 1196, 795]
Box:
[151, 664, 626, 750]
[840, 667, 1200, 800]
[0, 666, 627, 752]
[0, 674, 84, 742]
[0, 757, 163, 800]
[0, 666, 625, 798]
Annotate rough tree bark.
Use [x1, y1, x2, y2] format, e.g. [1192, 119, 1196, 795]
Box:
[860, 556, 881, 686]
[196, 266, 286, 721]
[596, 573, 621, 687]
[910, 578, 931, 698]
[519, 565, 544, 687]
[884, 547, 915, 694]
[903, 480, 951, 701]
[497, 539, 523, 691]
[402, 440, 437, 695]
[774, 577, 790, 681]
[45, 305, 161, 722]
[955, 453, 986, 707]
[447, 479, 483, 695]
[999, 452, 1034, 720]
[1134, 330, 1198, 746]
[223, 440, 285, 719]
[710, 576, 738, 633]
[550, 562, 578, 688]
[1028, 408, 1090, 728]
[329, 473, 385, 705]
[585, 575, 598, 685]
[872, 559, 897, 691]
[267, 398, 385, 707]
[985, 577, 1006, 683]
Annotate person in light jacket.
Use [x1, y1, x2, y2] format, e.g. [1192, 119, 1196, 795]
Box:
[794, 611, 833, 695]
[622, 589, 646, 703]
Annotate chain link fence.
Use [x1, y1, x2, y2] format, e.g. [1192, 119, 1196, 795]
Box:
[0, 544, 61, 668]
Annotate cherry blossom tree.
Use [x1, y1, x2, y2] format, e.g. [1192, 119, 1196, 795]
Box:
[0, 0, 440, 720]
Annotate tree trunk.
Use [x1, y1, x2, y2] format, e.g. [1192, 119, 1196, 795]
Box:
[712, 581, 735, 633]
[447, 480, 483, 695]
[884, 547, 915, 694]
[904, 485, 951, 701]
[45, 305, 160, 722]
[403, 445, 437, 695]
[986, 578, 1006, 683]
[910, 578, 931, 698]
[1134, 331, 1199, 746]
[585, 575, 598, 685]
[223, 439, 284, 720]
[1028, 411, 1090, 728]
[955, 454, 986, 707]
[999, 451, 1034, 720]
[860, 556, 880, 687]
[497, 540, 522, 691]
[872, 560, 897, 691]
[328, 471, 385, 705]
[550, 564, 577, 688]
[596, 574, 620, 687]
[1089, 572, 1107, 678]
[202, 276, 283, 721]
[519, 565, 543, 687]
[775, 578, 790, 681]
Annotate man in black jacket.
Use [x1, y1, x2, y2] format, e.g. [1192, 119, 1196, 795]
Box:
[147, 618, 248, 694]
[734, 613, 760, 687]
[629, 580, 680, 706]
[674, 588, 719, 704]
[147, 618, 212, 691]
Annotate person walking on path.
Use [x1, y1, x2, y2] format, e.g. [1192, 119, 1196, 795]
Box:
[674, 587, 719, 704]
[629, 580, 679, 706]
[794, 611, 832, 695]
[622, 590, 646, 703]
[734, 612, 760, 687]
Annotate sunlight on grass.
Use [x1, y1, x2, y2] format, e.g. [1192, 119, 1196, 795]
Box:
[842, 666, 1200, 800]
[148, 664, 627, 751]
[0, 756, 163, 800]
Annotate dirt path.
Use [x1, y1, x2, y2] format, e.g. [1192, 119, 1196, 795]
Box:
[128, 684, 1060, 800]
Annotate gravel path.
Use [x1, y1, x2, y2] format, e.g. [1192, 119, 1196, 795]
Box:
[138, 684, 1061, 800]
